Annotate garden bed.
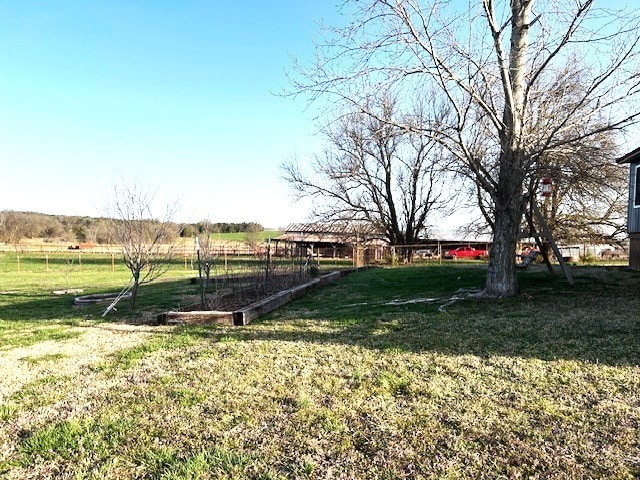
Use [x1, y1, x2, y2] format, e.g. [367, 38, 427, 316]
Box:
[157, 267, 370, 326]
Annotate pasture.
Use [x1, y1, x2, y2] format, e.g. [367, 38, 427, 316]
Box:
[0, 254, 638, 479]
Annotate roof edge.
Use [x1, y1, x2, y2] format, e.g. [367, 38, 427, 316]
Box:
[617, 145, 640, 164]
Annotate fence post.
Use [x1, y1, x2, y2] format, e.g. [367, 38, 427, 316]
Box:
[111, 253, 115, 272]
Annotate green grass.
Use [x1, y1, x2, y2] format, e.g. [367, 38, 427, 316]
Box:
[0, 322, 82, 349]
[0, 262, 639, 478]
[136, 447, 255, 479]
[206, 230, 282, 242]
[18, 417, 135, 468]
[0, 251, 299, 325]
[0, 404, 17, 421]
[18, 352, 67, 364]
[95, 329, 201, 374]
[10, 374, 76, 409]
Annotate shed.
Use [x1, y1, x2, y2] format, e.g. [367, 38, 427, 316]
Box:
[277, 223, 388, 266]
[617, 146, 640, 269]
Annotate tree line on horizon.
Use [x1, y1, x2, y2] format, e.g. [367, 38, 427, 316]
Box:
[0, 210, 264, 245]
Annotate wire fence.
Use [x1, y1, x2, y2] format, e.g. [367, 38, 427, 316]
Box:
[1, 238, 624, 276]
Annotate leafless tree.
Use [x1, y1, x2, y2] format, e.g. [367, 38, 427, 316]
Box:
[0, 211, 33, 251]
[283, 94, 450, 260]
[106, 182, 179, 309]
[534, 131, 627, 245]
[0, 211, 22, 245]
[463, 72, 628, 245]
[196, 220, 219, 288]
[244, 223, 264, 252]
[292, 0, 640, 296]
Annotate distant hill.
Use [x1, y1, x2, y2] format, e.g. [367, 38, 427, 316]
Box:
[0, 210, 272, 245]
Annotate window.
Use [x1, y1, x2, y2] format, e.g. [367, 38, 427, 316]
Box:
[635, 164, 640, 208]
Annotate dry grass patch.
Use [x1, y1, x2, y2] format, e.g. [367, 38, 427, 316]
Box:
[0, 323, 157, 473]
[0, 323, 156, 400]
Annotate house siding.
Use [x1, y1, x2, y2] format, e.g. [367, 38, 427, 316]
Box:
[628, 163, 640, 234]
[629, 234, 640, 270]
[627, 164, 640, 270]
[619, 149, 640, 270]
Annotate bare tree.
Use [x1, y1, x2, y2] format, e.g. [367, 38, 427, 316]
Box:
[534, 130, 627, 245]
[196, 220, 219, 288]
[0, 211, 32, 251]
[0, 211, 23, 245]
[244, 223, 264, 252]
[283, 94, 449, 260]
[462, 80, 628, 245]
[106, 182, 179, 309]
[293, 0, 640, 296]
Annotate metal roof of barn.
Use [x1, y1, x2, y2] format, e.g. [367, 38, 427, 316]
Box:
[283, 222, 382, 235]
[277, 223, 387, 245]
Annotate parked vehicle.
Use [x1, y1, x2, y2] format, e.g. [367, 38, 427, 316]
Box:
[444, 246, 488, 259]
[414, 249, 433, 258]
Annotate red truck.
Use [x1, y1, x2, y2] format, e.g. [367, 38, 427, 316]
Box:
[444, 246, 488, 259]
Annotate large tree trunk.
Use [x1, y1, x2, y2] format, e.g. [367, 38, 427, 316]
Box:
[486, 205, 520, 297]
[485, 152, 526, 297]
[483, 0, 532, 297]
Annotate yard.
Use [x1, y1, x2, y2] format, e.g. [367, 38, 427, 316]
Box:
[0, 256, 638, 479]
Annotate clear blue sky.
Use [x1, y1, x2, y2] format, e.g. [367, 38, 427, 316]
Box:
[1, 1, 637, 231]
[0, 1, 341, 228]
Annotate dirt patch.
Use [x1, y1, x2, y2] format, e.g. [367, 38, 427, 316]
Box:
[0, 323, 168, 472]
[0, 323, 156, 401]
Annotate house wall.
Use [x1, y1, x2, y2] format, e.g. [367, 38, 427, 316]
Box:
[630, 234, 640, 270]
[625, 163, 640, 270]
[627, 162, 640, 234]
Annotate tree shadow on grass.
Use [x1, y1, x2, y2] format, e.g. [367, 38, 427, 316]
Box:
[2, 265, 638, 367]
[186, 265, 640, 367]
[0, 277, 196, 323]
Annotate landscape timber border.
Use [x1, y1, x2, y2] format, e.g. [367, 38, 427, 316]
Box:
[157, 267, 374, 327]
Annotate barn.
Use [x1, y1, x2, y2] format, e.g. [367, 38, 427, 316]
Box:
[618, 146, 640, 269]
[276, 223, 388, 266]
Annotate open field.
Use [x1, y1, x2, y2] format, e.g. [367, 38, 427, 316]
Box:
[0, 261, 639, 479]
[211, 231, 283, 243]
[0, 231, 283, 254]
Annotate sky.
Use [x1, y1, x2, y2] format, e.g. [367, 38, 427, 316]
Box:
[1, 1, 637, 232]
[0, 1, 343, 228]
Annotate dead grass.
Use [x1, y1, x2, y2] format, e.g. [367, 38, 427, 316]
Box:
[0, 323, 154, 399]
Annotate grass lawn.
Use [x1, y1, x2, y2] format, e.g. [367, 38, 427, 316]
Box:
[206, 230, 283, 243]
[0, 261, 638, 479]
